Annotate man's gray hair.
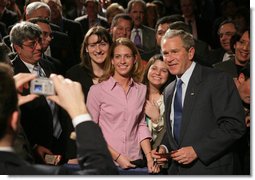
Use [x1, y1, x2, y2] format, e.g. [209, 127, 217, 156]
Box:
[26, 2, 51, 18]
[162, 29, 195, 51]
[10, 21, 42, 46]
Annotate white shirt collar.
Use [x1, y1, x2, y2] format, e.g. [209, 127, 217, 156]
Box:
[0, 146, 15, 152]
[178, 61, 196, 86]
[21, 60, 37, 73]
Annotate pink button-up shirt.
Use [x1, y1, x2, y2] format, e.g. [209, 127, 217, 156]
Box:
[87, 77, 151, 160]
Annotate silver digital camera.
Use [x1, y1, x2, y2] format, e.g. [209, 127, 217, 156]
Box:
[30, 77, 55, 96]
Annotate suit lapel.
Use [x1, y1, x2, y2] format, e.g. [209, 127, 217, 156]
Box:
[164, 81, 179, 148]
[12, 56, 30, 74]
[179, 64, 202, 144]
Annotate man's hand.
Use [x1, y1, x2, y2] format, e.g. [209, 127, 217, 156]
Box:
[47, 74, 87, 119]
[34, 145, 53, 163]
[171, 146, 198, 165]
[14, 73, 38, 105]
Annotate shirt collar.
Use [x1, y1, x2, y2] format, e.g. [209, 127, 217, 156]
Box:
[108, 76, 136, 90]
[0, 146, 15, 152]
[132, 28, 141, 33]
[177, 61, 196, 86]
[21, 60, 37, 73]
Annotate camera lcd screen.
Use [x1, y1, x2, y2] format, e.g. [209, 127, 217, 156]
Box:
[34, 84, 43, 92]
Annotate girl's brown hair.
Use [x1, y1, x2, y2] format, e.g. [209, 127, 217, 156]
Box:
[80, 26, 112, 78]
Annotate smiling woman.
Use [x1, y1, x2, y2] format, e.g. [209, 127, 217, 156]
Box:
[86, 38, 154, 173]
[66, 26, 112, 100]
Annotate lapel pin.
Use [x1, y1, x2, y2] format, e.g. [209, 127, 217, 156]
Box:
[191, 92, 195, 96]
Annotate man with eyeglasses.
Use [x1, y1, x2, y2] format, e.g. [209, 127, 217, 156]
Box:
[10, 21, 70, 165]
[207, 19, 237, 66]
[28, 17, 65, 75]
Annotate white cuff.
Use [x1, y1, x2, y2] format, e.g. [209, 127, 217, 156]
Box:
[72, 114, 92, 128]
[160, 145, 169, 153]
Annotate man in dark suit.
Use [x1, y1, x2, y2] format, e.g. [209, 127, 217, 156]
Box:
[10, 21, 70, 164]
[127, 0, 157, 61]
[207, 19, 237, 66]
[0, 63, 118, 175]
[25, 1, 76, 70]
[75, 0, 109, 37]
[28, 17, 66, 75]
[151, 29, 246, 175]
[43, 0, 83, 65]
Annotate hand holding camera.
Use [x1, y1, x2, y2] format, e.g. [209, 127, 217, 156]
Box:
[30, 77, 55, 96]
[14, 73, 38, 105]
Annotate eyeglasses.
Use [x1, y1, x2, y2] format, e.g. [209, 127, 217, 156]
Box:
[87, 42, 108, 50]
[113, 54, 134, 60]
[42, 31, 54, 39]
[22, 39, 42, 51]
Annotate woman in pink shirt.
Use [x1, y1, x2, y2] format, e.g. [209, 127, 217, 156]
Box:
[87, 38, 154, 172]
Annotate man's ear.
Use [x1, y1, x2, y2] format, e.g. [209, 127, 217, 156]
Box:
[188, 47, 195, 61]
[10, 111, 19, 132]
[13, 44, 21, 54]
[238, 73, 245, 84]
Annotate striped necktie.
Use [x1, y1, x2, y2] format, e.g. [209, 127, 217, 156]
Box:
[33, 63, 62, 138]
[33, 63, 46, 77]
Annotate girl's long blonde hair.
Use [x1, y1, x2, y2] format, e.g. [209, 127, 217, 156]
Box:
[99, 38, 144, 83]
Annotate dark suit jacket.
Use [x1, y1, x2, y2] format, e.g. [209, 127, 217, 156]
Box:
[50, 30, 76, 70]
[65, 64, 94, 100]
[213, 59, 241, 78]
[59, 17, 83, 64]
[74, 15, 109, 36]
[0, 121, 118, 175]
[135, 25, 156, 59]
[11, 56, 70, 162]
[206, 48, 226, 66]
[42, 54, 66, 76]
[0, 8, 18, 32]
[162, 63, 246, 175]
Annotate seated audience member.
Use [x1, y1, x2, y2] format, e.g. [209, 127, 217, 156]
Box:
[110, 13, 133, 41]
[214, 29, 250, 78]
[28, 17, 66, 75]
[179, 0, 213, 47]
[142, 54, 171, 149]
[144, 2, 159, 29]
[146, 14, 184, 60]
[75, 0, 109, 37]
[42, 0, 83, 65]
[105, 3, 125, 27]
[25, 1, 76, 70]
[127, 0, 157, 61]
[207, 19, 237, 66]
[10, 21, 70, 164]
[87, 38, 153, 172]
[0, 63, 118, 175]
